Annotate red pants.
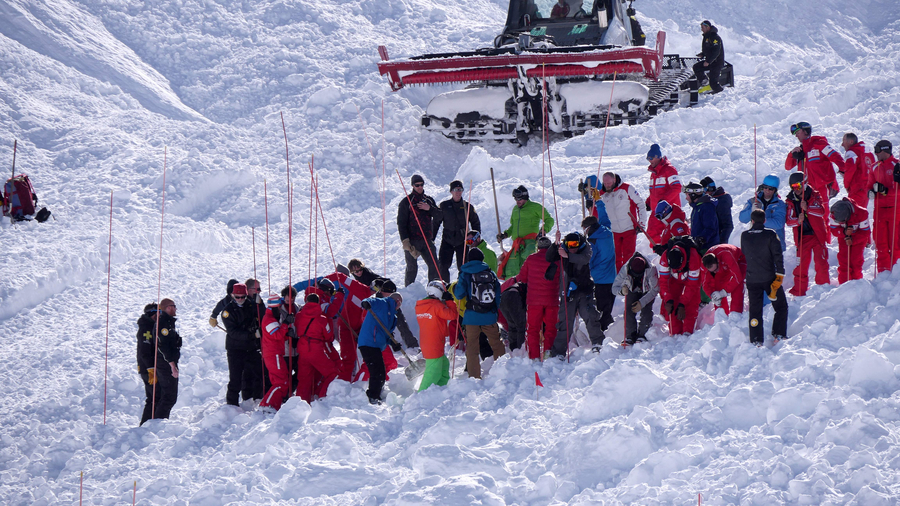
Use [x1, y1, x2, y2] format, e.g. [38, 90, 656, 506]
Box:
[837, 235, 868, 283]
[790, 235, 829, 295]
[872, 208, 900, 273]
[646, 215, 665, 245]
[613, 229, 637, 272]
[663, 281, 699, 336]
[260, 351, 291, 411]
[526, 304, 558, 359]
[336, 324, 359, 382]
[296, 340, 340, 403]
[712, 287, 744, 315]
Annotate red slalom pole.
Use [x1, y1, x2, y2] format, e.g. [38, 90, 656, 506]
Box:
[151, 147, 168, 420]
[395, 168, 445, 284]
[594, 72, 618, 183]
[280, 113, 293, 297]
[310, 159, 337, 269]
[264, 180, 272, 294]
[252, 227, 257, 280]
[103, 190, 112, 425]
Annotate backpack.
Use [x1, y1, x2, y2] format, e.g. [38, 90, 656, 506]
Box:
[2, 174, 38, 220]
[468, 270, 498, 313]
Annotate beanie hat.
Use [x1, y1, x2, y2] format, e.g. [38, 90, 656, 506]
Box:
[335, 263, 350, 276]
[762, 174, 780, 189]
[699, 176, 715, 191]
[874, 140, 893, 154]
[628, 256, 647, 274]
[226, 279, 239, 294]
[647, 144, 662, 160]
[831, 199, 853, 223]
[266, 293, 283, 308]
[143, 302, 158, 315]
[380, 279, 397, 294]
[159, 298, 175, 310]
[410, 174, 425, 186]
[449, 180, 464, 191]
[231, 283, 248, 296]
[467, 247, 485, 263]
[512, 185, 529, 200]
[700, 20, 711, 27]
[666, 247, 685, 270]
[537, 236, 553, 249]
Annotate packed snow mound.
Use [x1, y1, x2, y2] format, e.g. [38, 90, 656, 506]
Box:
[2, 0, 900, 503]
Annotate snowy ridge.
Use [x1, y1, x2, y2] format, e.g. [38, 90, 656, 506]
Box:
[1, 0, 900, 503]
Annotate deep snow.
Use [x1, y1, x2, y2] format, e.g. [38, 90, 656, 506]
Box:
[1, 0, 900, 504]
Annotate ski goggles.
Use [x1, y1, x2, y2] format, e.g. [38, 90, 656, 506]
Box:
[565, 239, 581, 249]
[684, 187, 705, 195]
[790, 182, 804, 190]
[465, 232, 481, 246]
[789, 122, 811, 135]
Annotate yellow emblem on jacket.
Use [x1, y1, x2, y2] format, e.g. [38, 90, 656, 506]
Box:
[222, 311, 230, 318]
[161, 328, 169, 336]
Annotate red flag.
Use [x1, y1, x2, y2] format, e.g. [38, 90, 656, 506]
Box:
[535, 372, 543, 387]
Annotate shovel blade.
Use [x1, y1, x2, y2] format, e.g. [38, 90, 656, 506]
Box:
[404, 359, 427, 380]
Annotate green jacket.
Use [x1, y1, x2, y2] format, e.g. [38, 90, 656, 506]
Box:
[476, 241, 498, 273]
[504, 200, 554, 239]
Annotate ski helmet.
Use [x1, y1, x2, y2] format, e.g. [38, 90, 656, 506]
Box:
[563, 232, 585, 250]
[654, 200, 673, 219]
[790, 122, 812, 136]
[466, 230, 481, 246]
[874, 139, 893, 154]
[831, 200, 853, 223]
[762, 174, 780, 190]
[317, 278, 335, 296]
[426, 280, 446, 298]
[700, 176, 716, 192]
[788, 172, 805, 188]
[684, 182, 705, 197]
[512, 185, 529, 201]
[666, 246, 686, 270]
[467, 247, 485, 263]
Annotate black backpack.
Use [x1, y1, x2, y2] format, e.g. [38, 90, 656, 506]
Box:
[468, 270, 498, 313]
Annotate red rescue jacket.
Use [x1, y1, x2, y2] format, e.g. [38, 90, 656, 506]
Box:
[517, 248, 560, 306]
[868, 155, 900, 211]
[701, 244, 746, 295]
[829, 198, 871, 245]
[786, 186, 829, 247]
[785, 136, 842, 196]
[648, 158, 682, 215]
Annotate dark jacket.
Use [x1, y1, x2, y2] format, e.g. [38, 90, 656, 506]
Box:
[700, 25, 724, 66]
[710, 187, 733, 241]
[136, 312, 157, 374]
[434, 198, 481, 247]
[453, 260, 502, 325]
[689, 194, 720, 248]
[741, 221, 784, 283]
[154, 312, 182, 364]
[210, 294, 231, 319]
[397, 192, 441, 242]
[546, 241, 594, 297]
[222, 300, 261, 351]
[352, 267, 380, 288]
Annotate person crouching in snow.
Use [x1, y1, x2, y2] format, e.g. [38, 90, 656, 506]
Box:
[658, 236, 702, 336]
[700, 244, 747, 315]
[415, 281, 458, 391]
[612, 254, 658, 345]
[359, 292, 403, 405]
[829, 198, 871, 284]
[259, 289, 297, 411]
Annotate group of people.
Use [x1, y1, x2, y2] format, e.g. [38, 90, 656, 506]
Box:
[135, 125, 900, 423]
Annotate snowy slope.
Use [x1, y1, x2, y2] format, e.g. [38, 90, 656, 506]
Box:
[1, 0, 900, 503]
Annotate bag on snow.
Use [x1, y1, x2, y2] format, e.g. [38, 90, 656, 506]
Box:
[2, 174, 38, 221]
[468, 270, 498, 313]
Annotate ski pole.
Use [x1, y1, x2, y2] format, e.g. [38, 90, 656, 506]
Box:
[151, 147, 168, 420]
[490, 167, 505, 253]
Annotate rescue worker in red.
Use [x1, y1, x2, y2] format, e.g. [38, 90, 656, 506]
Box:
[785, 172, 830, 295]
[651, 200, 690, 255]
[867, 140, 900, 273]
[785, 122, 843, 201]
[658, 236, 702, 336]
[329, 265, 373, 382]
[829, 198, 871, 284]
[589, 172, 646, 271]
[840, 133, 874, 207]
[700, 244, 747, 315]
[645, 144, 683, 245]
[259, 287, 298, 412]
[516, 236, 560, 360]
[550, 0, 569, 18]
[294, 292, 341, 403]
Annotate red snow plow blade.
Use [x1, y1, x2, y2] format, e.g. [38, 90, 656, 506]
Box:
[377, 33, 665, 92]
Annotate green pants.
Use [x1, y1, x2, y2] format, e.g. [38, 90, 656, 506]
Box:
[418, 356, 450, 391]
[503, 238, 536, 278]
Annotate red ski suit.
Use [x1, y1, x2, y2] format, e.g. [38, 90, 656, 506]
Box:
[646, 158, 683, 244]
[259, 306, 295, 411]
[785, 135, 842, 202]
[294, 301, 340, 403]
[517, 247, 560, 359]
[657, 205, 691, 247]
[868, 155, 900, 273]
[658, 244, 701, 336]
[829, 198, 871, 283]
[322, 273, 371, 382]
[786, 186, 830, 295]
[842, 142, 874, 207]
[701, 244, 746, 315]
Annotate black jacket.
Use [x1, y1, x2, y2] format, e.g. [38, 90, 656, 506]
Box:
[222, 300, 262, 351]
[711, 187, 734, 237]
[700, 26, 724, 66]
[210, 294, 231, 319]
[546, 242, 594, 295]
[154, 312, 182, 364]
[397, 192, 441, 242]
[434, 198, 481, 247]
[136, 313, 157, 373]
[741, 221, 784, 283]
[352, 267, 380, 288]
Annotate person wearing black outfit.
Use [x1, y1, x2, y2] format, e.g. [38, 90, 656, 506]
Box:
[397, 174, 443, 286]
[741, 209, 788, 345]
[693, 20, 725, 94]
[498, 279, 527, 350]
[222, 283, 265, 406]
[434, 180, 481, 282]
[700, 177, 733, 244]
[153, 298, 182, 420]
[209, 279, 238, 327]
[348, 258, 379, 288]
[137, 302, 159, 426]
[547, 231, 606, 356]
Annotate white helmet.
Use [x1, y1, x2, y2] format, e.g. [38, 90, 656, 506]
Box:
[426, 280, 446, 298]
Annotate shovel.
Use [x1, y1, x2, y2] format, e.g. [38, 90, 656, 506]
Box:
[368, 310, 427, 380]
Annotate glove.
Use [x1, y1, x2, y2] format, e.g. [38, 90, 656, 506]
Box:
[645, 200, 651, 212]
[791, 149, 806, 161]
[620, 282, 630, 296]
[402, 238, 415, 255]
[631, 301, 642, 313]
[441, 291, 453, 302]
[828, 185, 839, 199]
[577, 182, 585, 193]
[496, 232, 509, 242]
[255, 329, 261, 339]
[282, 313, 295, 325]
[768, 273, 784, 301]
[709, 290, 727, 304]
[208, 317, 218, 328]
[675, 304, 686, 321]
[894, 163, 900, 184]
[873, 182, 888, 196]
[147, 368, 156, 385]
[361, 300, 371, 311]
[664, 300, 674, 315]
[696, 52, 704, 57]
[652, 244, 667, 255]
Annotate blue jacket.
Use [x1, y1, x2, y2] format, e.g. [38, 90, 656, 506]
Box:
[358, 296, 398, 351]
[587, 203, 616, 284]
[689, 194, 720, 248]
[738, 194, 787, 251]
[453, 260, 501, 326]
[293, 276, 346, 314]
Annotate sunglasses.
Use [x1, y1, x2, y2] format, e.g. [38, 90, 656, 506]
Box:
[760, 185, 776, 191]
[413, 183, 424, 188]
[234, 295, 247, 300]
[565, 240, 580, 248]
